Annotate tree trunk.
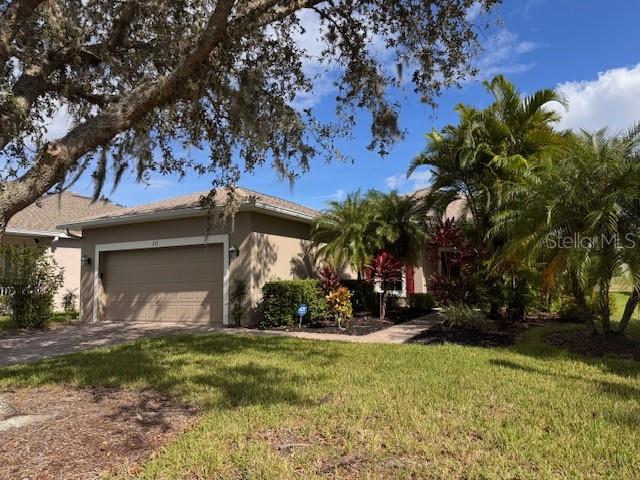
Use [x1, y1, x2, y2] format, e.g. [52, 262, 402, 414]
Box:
[598, 281, 612, 335]
[618, 289, 640, 335]
[380, 290, 387, 320]
[570, 273, 596, 334]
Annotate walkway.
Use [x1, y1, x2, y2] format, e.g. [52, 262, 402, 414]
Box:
[0, 313, 442, 366]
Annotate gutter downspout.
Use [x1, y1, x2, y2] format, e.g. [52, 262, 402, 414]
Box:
[65, 228, 82, 239]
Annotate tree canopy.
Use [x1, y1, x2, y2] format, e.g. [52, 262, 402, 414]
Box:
[0, 0, 499, 233]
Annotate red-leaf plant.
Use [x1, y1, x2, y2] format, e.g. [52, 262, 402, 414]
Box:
[367, 251, 403, 321]
[318, 265, 340, 294]
[427, 218, 480, 304]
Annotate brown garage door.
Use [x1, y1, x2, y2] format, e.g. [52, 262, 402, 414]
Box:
[103, 244, 224, 323]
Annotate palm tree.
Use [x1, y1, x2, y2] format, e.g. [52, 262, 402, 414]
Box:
[408, 75, 567, 318]
[366, 190, 426, 265]
[312, 191, 378, 278]
[492, 126, 640, 334]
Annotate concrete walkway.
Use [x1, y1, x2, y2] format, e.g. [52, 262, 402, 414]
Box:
[0, 313, 442, 366]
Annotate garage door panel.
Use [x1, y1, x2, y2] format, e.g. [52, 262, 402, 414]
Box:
[103, 244, 224, 323]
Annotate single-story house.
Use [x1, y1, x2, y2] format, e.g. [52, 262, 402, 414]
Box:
[58, 187, 464, 325]
[59, 188, 321, 325]
[2, 192, 123, 308]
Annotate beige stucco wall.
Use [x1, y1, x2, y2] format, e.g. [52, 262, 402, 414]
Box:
[49, 238, 81, 309]
[78, 211, 312, 324]
[1, 234, 81, 310]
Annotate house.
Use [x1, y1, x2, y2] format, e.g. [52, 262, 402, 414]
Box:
[3, 192, 123, 308]
[58, 188, 319, 325]
[56, 186, 466, 325]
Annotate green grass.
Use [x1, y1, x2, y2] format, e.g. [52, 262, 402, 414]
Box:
[611, 292, 640, 336]
[0, 312, 78, 333]
[1, 329, 640, 479]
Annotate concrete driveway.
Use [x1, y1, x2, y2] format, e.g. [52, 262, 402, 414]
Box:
[0, 314, 442, 367]
[0, 322, 224, 367]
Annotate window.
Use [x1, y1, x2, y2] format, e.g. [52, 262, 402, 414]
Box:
[373, 268, 406, 297]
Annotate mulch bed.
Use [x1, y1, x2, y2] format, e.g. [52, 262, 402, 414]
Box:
[260, 310, 426, 336]
[409, 315, 559, 348]
[546, 330, 640, 361]
[0, 386, 199, 479]
[409, 325, 516, 347]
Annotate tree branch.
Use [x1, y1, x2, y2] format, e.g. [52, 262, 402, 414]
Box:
[0, 0, 46, 63]
[1, 0, 238, 219]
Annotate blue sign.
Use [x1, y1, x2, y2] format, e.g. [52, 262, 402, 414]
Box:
[297, 304, 308, 317]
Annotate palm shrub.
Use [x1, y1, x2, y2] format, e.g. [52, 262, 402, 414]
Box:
[0, 245, 63, 328]
[410, 75, 566, 319]
[492, 126, 640, 334]
[313, 191, 378, 278]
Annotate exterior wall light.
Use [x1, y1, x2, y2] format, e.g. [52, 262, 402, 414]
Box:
[228, 244, 240, 262]
[81, 254, 92, 266]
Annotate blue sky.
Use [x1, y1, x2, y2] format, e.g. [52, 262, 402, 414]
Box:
[71, 0, 640, 210]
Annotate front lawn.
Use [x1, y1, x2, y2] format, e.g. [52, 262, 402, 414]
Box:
[1, 328, 639, 478]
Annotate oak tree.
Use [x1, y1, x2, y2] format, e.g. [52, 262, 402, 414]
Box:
[0, 0, 498, 234]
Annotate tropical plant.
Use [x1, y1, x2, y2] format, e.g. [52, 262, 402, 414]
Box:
[491, 125, 640, 334]
[366, 190, 426, 265]
[367, 251, 403, 320]
[409, 75, 567, 318]
[313, 191, 378, 278]
[442, 303, 490, 332]
[0, 245, 63, 328]
[426, 218, 480, 304]
[318, 265, 340, 294]
[325, 287, 353, 330]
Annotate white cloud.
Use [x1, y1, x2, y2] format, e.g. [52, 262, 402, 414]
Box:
[385, 170, 431, 192]
[476, 30, 540, 78]
[554, 64, 640, 132]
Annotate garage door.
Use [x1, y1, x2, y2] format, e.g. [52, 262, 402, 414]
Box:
[102, 244, 224, 323]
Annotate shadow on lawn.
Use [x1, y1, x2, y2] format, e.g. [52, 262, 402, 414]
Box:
[490, 358, 640, 401]
[0, 333, 341, 410]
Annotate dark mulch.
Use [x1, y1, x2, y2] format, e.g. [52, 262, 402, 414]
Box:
[546, 330, 640, 361]
[0, 386, 199, 479]
[409, 325, 516, 347]
[266, 315, 393, 336]
[409, 315, 560, 348]
[259, 310, 429, 336]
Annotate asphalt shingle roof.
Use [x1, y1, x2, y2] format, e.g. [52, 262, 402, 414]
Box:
[67, 187, 319, 225]
[7, 192, 123, 235]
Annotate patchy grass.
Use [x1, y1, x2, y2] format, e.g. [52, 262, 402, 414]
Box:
[1, 330, 640, 479]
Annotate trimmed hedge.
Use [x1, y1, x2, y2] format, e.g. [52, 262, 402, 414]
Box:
[260, 280, 327, 328]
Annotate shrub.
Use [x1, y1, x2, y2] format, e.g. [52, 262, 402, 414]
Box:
[318, 265, 340, 293]
[61, 291, 78, 320]
[442, 303, 490, 332]
[260, 280, 327, 328]
[408, 293, 435, 313]
[0, 245, 63, 329]
[326, 287, 353, 330]
[342, 279, 377, 312]
[230, 278, 249, 327]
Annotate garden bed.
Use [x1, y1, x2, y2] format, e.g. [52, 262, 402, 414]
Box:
[258, 310, 427, 336]
[409, 314, 559, 348]
[546, 329, 640, 361]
